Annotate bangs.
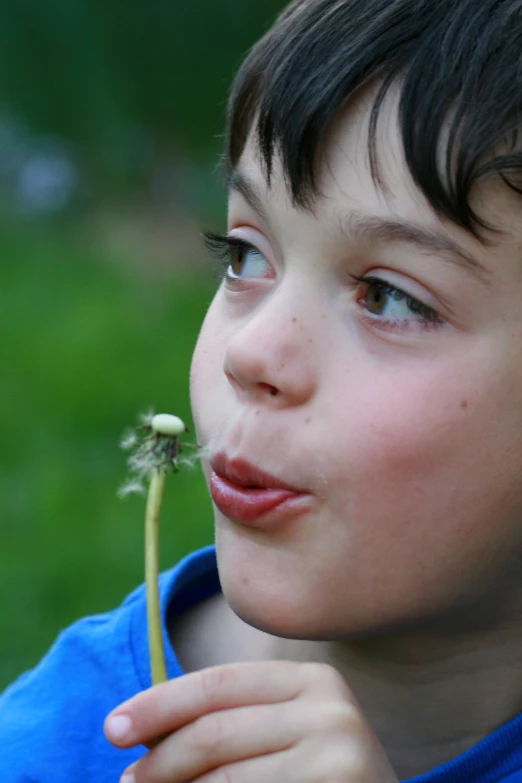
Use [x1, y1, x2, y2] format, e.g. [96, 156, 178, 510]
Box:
[226, 0, 522, 238]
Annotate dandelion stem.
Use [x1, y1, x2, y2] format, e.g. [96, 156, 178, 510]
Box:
[145, 468, 167, 685]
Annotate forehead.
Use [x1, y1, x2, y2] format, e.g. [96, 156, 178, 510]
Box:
[232, 88, 522, 280]
[236, 87, 428, 228]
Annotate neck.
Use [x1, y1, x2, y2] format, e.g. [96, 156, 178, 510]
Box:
[275, 618, 522, 778]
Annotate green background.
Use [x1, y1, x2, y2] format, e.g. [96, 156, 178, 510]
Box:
[0, 0, 285, 690]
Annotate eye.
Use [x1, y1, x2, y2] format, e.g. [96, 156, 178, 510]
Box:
[203, 231, 273, 281]
[226, 242, 270, 280]
[351, 274, 444, 331]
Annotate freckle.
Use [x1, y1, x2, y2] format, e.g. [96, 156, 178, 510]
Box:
[242, 577, 249, 586]
[308, 338, 313, 344]
[461, 400, 468, 409]
[305, 417, 311, 424]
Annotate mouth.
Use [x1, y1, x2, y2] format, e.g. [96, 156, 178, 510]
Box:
[209, 453, 312, 526]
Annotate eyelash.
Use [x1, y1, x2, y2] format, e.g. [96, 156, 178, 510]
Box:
[203, 231, 255, 280]
[349, 274, 443, 331]
[203, 230, 443, 331]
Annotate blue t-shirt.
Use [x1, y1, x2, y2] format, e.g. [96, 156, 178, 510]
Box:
[1, 544, 522, 783]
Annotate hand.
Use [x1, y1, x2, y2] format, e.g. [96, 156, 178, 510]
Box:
[104, 661, 399, 782]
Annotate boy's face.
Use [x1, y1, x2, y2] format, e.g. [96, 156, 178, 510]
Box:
[190, 88, 522, 641]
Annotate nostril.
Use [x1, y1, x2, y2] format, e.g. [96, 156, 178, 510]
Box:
[258, 383, 278, 397]
[226, 371, 279, 398]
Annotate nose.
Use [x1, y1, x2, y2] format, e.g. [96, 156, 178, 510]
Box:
[223, 290, 317, 407]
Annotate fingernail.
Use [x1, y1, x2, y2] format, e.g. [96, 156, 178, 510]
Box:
[106, 713, 133, 742]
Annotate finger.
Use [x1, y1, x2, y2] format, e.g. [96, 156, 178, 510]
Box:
[126, 701, 307, 783]
[192, 749, 367, 783]
[191, 726, 382, 783]
[105, 660, 305, 748]
[123, 751, 295, 783]
[190, 751, 302, 783]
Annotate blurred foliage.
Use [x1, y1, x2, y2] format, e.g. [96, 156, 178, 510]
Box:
[0, 0, 285, 195]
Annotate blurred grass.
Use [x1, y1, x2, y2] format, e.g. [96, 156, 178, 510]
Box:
[0, 218, 218, 690]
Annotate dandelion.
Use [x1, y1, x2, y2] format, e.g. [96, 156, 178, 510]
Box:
[119, 411, 189, 686]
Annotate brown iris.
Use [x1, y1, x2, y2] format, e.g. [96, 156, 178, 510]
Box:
[366, 283, 388, 315]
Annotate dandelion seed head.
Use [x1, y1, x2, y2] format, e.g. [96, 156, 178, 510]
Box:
[128, 450, 156, 479]
[151, 413, 186, 437]
[118, 409, 193, 497]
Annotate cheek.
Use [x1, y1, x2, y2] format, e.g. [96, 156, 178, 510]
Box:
[333, 350, 518, 536]
[324, 350, 522, 578]
[329, 343, 514, 483]
[189, 298, 226, 435]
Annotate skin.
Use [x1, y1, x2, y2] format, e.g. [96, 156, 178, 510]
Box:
[105, 87, 522, 780]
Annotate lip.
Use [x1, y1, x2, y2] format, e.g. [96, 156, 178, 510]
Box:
[209, 454, 311, 526]
[211, 454, 304, 492]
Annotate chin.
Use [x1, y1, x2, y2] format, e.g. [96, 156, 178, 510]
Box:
[215, 529, 312, 634]
[214, 522, 436, 641]
[217, 565, 355, 641]
[216, 562, 317, 640]
[225, 591, 316, 640]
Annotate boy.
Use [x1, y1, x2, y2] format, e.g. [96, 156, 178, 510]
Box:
[4, 0, 522, 780]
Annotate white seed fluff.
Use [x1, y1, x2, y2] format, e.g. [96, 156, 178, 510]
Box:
[151, 413, 186, 436]
[119, 429, 139, 451]
[117, 478, 145, 498]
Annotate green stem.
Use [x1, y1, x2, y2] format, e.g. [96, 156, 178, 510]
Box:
[145, 468, 167, 685]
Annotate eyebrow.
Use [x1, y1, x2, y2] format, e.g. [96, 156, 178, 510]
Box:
[345, 212, 489, 280]
[227, 169, 489, 282]
[227, 170, 271, 225]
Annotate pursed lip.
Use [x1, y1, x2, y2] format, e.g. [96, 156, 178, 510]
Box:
[210, 453, 305, 492]
[209, 452, 312, 526]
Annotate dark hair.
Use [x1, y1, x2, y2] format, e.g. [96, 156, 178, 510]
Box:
[226, 0, 522, 238]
